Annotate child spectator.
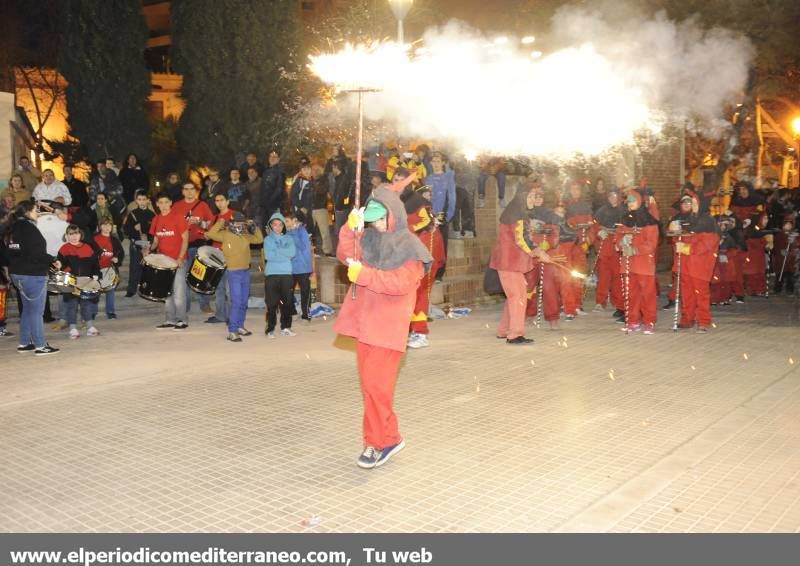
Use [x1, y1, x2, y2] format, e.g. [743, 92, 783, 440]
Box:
[93, 217, 125, 319]
[206, 212, 264, 342]
[124, 189, 155, 297]
[57, 224, 101, 339]
[263, 211, 296, 338]
[287, 213, 314, 321]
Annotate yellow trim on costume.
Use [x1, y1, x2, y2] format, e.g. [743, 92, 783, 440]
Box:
[411, 311, 428, 322]
[514, 220, 533, 254]
[412, 207, 432, 232]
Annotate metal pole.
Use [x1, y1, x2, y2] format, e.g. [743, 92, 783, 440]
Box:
[536, 264, 544, 329]
[673, 235, 682, 332]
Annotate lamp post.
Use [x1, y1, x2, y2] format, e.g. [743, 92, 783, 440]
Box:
[387, 0, 414, 43]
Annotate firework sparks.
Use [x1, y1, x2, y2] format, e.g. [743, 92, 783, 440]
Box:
[743, 353, 749, 360]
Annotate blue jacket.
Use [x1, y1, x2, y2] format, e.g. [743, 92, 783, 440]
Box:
[263, 212, 295, 275]
[425, 169, 456, 221]
[288, 225, 313, 275]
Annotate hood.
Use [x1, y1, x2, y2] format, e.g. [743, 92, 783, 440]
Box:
[268, 211, 286, 235]
[359, 185, 433, 271]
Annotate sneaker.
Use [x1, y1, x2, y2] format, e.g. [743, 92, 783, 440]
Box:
[375, 439, 406, 468]
[612, 309, 624, 319]
[357, 446, 382, 469]
[43, 316, 56, 323]
[564, 314, 576, 321]
[695, 326, 709, 334]
[173, 321, 188, 331]
[266, 331, 276, 339]
[0, 328, 14, 337]
[408, 333, 429, 349]
[662, 300, 675, 310]
[622, 323, 642, 333]
[17, 344, 36, 353]
[156, 322, 175, 330]
[301, 315, 311, 321]
[477, 197, 486, 209]
[34, 344, 60, 356]
[204, 316, 223, 324]
[463, 231, 475, 239]
[200, 304, 214, 314]
[237, 328, 253, 336]
[642, 323, 655, 335]
[107, 313, 117, 320]
[576, 307, 588, 316]
[87, 326, 100, 337]
[227, 333, 242, 342]
[280, 328, 296, 337]
[507, 336, 534, 345]
[593, 303, 606, 312]
[548, 320, 560, 330]
[52, 320, 68, 331]
[735, 296, 745, 304]
[69, 328, 80, 340]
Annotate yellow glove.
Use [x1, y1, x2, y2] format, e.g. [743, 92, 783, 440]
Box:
[347, 261, 363, 283]
[540, 241, 550, 251]
[580, 242, 590, 253]
[676, 243, 692, 255]
[347, 207, 365, 231]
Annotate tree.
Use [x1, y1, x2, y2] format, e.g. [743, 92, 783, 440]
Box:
[58, 0, 152, 162]
[171, 0, 302, 167]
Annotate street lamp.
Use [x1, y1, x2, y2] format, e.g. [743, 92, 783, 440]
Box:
[387, 0, 413, 43]
[792, 116, 800, 136]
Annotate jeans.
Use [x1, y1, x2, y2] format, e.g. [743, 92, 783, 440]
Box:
[185, 247, 199, 311]
[90, 290, 115, 318]
[227, 269, 250, 333]
[293, 273, 311, 318]
[214, 270, 230, 321]
[11, 274, 47, 348]
[64, 294, 95, 326]
[478, 171, 506, 200]
[166, 260, 189, 323]
[127, 242, 144, 294]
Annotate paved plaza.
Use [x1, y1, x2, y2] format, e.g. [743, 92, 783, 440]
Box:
[1, 293, 799, 533]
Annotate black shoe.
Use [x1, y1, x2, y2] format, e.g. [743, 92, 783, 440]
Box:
[0, 328, 14, 337]
[34, 344, 60, 356]
[125, 291, 136, 298]
[237, 328, 253, 336]
[17, 344, 36, 353]
[227, 333, 243, 342]
[662, 300, 675, 310]
[735, 296, 745, 304]
[43, 316, 56, 323]
[107, 313, 117, 320]
[205, 316, 223, 324]
[156, 323, 175, 330]
[301, 315, 311, 321]
[173, 321, 188, 331]
[612, 309, 624, 318]
[507, 336, 534, 345]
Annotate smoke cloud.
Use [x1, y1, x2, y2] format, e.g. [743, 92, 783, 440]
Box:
[308, 6, 754, 158]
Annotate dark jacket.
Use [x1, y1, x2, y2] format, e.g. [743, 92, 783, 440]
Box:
[64, 177, 89, 208]
[290, 176, 313, 214]
[118, 166, 148, 203]
[332, 172, 353, 211]
[261, 164, 286, 214]
[311, 177, 329, 210]
[239, 160, 265, 181]
[124, 207, 156, 242]
[6, 218, 54, 276]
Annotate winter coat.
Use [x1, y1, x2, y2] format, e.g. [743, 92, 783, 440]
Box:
[118, 166, 148, 203]
[288, 226, 313, 274]
[7, 218, 54, 276]
[613, 224, 659, 276]
[261, 165, 286, 214]
[424, 169, 456, 221]
[263, 212, 295, 275]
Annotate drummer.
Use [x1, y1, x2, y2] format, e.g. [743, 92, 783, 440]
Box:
[93, 217, 124, 320]
[204, 193, 236, 324]
[149, 192, 190, 330]
[171, 182, 214, 314]
[57, 224, 102, 339]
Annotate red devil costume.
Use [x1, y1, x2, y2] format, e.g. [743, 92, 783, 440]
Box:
[710, 211, 747, 305]
[335, 183, 432, 469]
[591, 187, 624, 312]
[741, 212, 769, 295]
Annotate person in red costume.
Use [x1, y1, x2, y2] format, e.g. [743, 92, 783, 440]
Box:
[590, 186, 624, 315]
[562, 181, 593, 316]
[668, 193, 720, 332]
[614, 190, 660, 334]
[490, 181, 553, 340]
[404, 184, 445, 349]
[710, 212, 746, 305]
[335, 179, 433, 470]
[741, 212, 770, 296]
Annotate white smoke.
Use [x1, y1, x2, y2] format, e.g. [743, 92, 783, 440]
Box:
[308, 7, 754, 158]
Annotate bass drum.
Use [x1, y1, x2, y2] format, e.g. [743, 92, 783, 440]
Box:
[99, 267, 120, 293]
[186, 246, 227, 295]
[138, 254, 179, 303]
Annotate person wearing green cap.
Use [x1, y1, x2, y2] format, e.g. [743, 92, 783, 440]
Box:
[334, 182, 433, 469]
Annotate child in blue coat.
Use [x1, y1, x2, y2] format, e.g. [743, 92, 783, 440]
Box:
[287, 212, 314, 320]
[263, 212, 296, 337]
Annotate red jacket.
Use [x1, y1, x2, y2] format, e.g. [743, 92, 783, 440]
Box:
[490, 220, 536, 273]
[334, 225, 424, 352]
[742, 237, 766, 275]
[683, 232, 721, 282]
[613, 225, 659, 275]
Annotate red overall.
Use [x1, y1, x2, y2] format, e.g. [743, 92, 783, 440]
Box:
[407, 207, 446, 335]
[529, 225, 565, 322]
[335, 224, 424, 450]
[678, 232, 720, 328]
[566, 213, 592, 309]
[614, 225, 659, 325]
[490, 219, 537, 339]
[742, 237, 767, 294]
[591, 230, 623, 310]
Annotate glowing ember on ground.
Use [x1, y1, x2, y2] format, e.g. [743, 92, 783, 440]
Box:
[790, 357, 795, 365]
[608, 369, 616, 381]
[691, 365, 697, 371]
[743, 353, 749, 360]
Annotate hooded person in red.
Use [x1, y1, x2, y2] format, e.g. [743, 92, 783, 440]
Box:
[614, 190, 660, 334]
[741, 212, 770, 295]
[404, 184, 445, 349]
[711, 211, 746, 304]
[335, 182, 433, 470]
[562, 181, 593, 314]
[590, 186, 624, 314]
[490, 181, 553, 341]
[669, 193, 720, 332]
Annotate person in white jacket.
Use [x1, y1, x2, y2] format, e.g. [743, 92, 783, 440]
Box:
[32, 169, 72, 206]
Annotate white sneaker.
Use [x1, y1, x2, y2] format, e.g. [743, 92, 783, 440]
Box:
[576, 307, 588, 316]
[593, 303, 606, 312]
[266, 331, 276, 339]
[281, 328, 296, 337]
[87, 326, 100, 337]
[69, 328, 80, 340]
[407, 333, 429, 349]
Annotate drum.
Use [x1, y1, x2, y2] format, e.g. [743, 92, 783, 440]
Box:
[99, 267, 120, 293]
[186, 246, 227, 295]
[48, 270, 77, 294]
[138, 254, 179, 303]
[75, 276, 101, 301]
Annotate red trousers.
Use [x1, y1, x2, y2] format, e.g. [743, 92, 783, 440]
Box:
[680, 274, 712, 327]
[556, 243, 582, 314]
[524, 267, 540, 318]
[410, 270, 435, 335]
[595, 254, 623, 309]
[568, 243, 588, 308]
[730, 250, 747, 296]
[743, 273, 767, 295]
[357, 341, 404, 449]
[627, 273, 657, 325]
[497, 270, 528, 339]
[540, 264, 568, 321]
